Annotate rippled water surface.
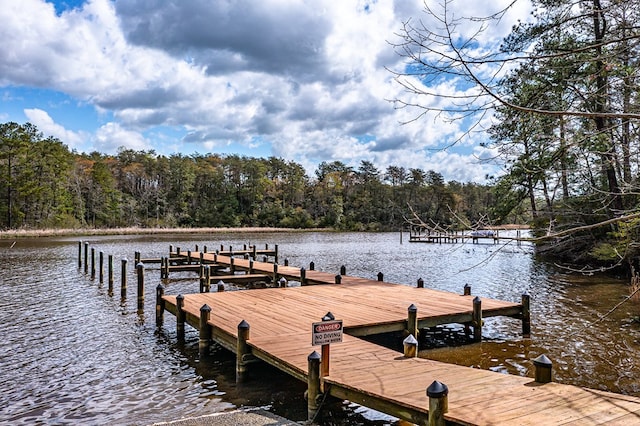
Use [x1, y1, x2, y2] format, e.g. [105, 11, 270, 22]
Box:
[1, 232, 639, 425]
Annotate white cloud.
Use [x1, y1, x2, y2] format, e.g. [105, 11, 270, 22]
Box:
[23, 108, 85, 149]
[0, 0, 532, 182]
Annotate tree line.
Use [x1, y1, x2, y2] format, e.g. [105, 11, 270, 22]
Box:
[0, 121, 504, 232]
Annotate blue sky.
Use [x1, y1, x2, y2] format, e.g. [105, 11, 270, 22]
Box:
[0, 0, 530, 181]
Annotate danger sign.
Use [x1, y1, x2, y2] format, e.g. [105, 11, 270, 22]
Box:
[312, 319, 343, 346]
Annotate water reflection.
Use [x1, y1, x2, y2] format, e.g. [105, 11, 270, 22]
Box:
[0, 232, 639, 425]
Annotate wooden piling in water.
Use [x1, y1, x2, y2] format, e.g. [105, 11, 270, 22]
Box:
[199, 304, 212, 357]
[472, 296, 482, 342]
[120, 258, 127, 299]
[204, 265, 211, 292]
[155, 284, 165, 326]
[377, 272, 384, 282]
[91, 248, 95, 279]
[307, 351, 322, 421]
[464, 284, 471, 296]
[522, 293, 531, 338]
[84, 242, 89, 274]
[236, 320, 251, 382]
[417, 278, 424, 288]
[136, 262, 144, 311]
[108, 254, 114, 294]
[78, 241, 82, 268]
[300, 267, 307, 286]
[407, 304, 418, 338]
[340, 265, 346, 276]
[403, 334, 418, 357]
[99, 251, 104, 283]
[176, 294, 185, 342]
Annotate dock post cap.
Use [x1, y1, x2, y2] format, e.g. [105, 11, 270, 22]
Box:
[238, 319, 250, 330]
[217, 280, 225, 285]
[279, 277, 287, 287]
[533, 354, 552, 367]
[473, 296, 481, 303]
[200, 304, 211, 314]
[403, 334, 418, 346]
[322, 312, 335, 321]
[308, 351, 321, 361]
[408, 303, 418, 313]
[136, 262, 144, 268]
[426, 381, 449, 398]
[156, 283, 164, 290]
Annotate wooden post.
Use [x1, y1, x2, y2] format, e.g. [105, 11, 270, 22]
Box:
[248, 258, 254, 274]
[403, 334, 418, 357]
[307, 351, 322, 421]
[199, 264, 205, 293]
[377, 272, 384, 282]
[310, 261, 315, 271]
[464, 284, 471, 296]
[300, 267, 307, 286]
[169, 244, 173, 255]
[136, 262, 144, 311]
[120, 258, 127, 299]
[279, 277, 287, 288]
[90, 248, 95, 279]
[284, 258, 289, 266]
[340, 265, 346, 276]
[199, 251, 204, 265]
[273, 263, 278, 283]
[84, 242, 89, 274]
[427, 381, 448, 426]
[199, 304, 212, 358]
[99, 251, 104, 284]
[472, 296, 482, 342]
[195, 244, 199, 253]
[533, 354, 552, 383]
[108, 254, 114, 295]
[407, 304, 418, 338]
[204, 265, 211, 292]
[334, 275, 342, 284]
[417, 278, 424, 288]
[155, 284, 165, 326]
[252, 245, 257, 259]
[134, 251, 140, 264]
[203, 245, 208, 253]
[176, 294, 185, 342]
[187, 250, 192, 265]
[217, 280, 225, 292]
[78, 241, 82, 268]
[237, 320, 251, 382]
[522, 293, 531, 338]
[320, 312, 334, 378]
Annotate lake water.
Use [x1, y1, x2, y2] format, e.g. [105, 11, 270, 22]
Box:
[1, 231, 639, 425]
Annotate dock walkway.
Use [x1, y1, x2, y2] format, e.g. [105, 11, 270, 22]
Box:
[158, 251, 640, 425]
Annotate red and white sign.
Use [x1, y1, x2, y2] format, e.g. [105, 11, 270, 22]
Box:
[312, 320, 343, 346]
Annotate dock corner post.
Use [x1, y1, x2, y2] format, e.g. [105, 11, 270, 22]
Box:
[120, 258, 128, 299]
[533, 354, 552, 383]
[90, 247, 96, 279]
[407, 304, 418, 338]
[108, 254, 114, 295]
[307, 351, 322, 422]
[417, 277, 424, 288]
[300, 267, 307, 286]
[84, 242, 89, 274]
[464, 283, 471, 296]
[236, 320, 251, 383]
[99, 251, 104, 284]
[340, 265, 346, 276]
[522, 293, 531, 338]
[199, 304, 212, 358]
[472, 296, 482, 342]
[377, 272, 384, 282]
[155, 284, 165, 327]
[78, 241, 82, 268]
[136, 262, 145, 311]
[176, 294, 185, 342]
[334, 274, 342, 284]
[426, 381, 449, 426]
[403, 334, 418, 357]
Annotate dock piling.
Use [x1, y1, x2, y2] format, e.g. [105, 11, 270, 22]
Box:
[108, 255, 114, 294]
[426, 381, 448, 426]
[307, 351, 322, 421]
[300, 267, 306, 286]
[176, 294, 185, 342]
[321, 312, 334, 378]
[120, 258, 127, 299]
[136, 262, 144, 311]
[91, 248, 95, 279]
[204, 265, 211, 292]
[217, 280, 225, 292]
[340, 265, 346, 276]
[155, 284, 165, 326]
[533, 354, 552, 383]
[472, 296, 482, 342]
[99, 251, 104, 283]
[407, 304, 418, 338]
[199, 304, 212, 357]
[84, 242, 89, 274]
[464, 284, 471, 295]
[522, 293, 531, 338]
[417, 278, 424, 288]
[310, 261, 315, 271]
[237, 320, 251, 383]
[377, 272, 384, 282]
[335, 275, 342, 284]
[78, 241, 82, 268]
[403, 334, 418, 357]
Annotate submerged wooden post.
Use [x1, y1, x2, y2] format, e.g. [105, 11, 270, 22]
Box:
[427, 381, 448, 426]
[78, 241, 82, 268]
[120, 258, 127, 298]
[84, 242, 89, 274]
[407, 304, 418, 338]
[237, 320, 251, 382]
[403, 334, 418, 357]
[377, 272, 384, 282]
[99, 251, 104, 283]
[417, 278, 424, 288]
[136, 262, 144, 311]
[307, 351, 322, 421]
[472, 296, 482, 342]
[155, 284, 165, 326]
[176, 294, 185, 342]
[199, 304, 212, 358]
[522, 293, 531, 338]
[533, 354, 552, 383]
[108, 254, 114, 295]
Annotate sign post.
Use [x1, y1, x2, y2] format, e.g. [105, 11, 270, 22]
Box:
[312, 312, 342, 378]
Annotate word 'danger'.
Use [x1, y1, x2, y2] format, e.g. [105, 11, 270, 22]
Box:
[312, 319, 343, 346]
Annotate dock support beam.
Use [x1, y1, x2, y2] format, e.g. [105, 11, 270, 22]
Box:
[199, 304, 212, 358]
[427, 381, 448, 426]
[522, 293, 531, 338]
[155, 284, 165, 326]
[472, 296, 482, 342]
[307, 351, 322, 422]
[237, 320, 251, 383]
[176, 294, 185, 342]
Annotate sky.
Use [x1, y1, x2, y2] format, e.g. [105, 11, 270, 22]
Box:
[0, 0, 531, 182]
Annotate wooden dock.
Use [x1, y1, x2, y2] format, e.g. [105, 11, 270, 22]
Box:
[153, 249, 640, 425]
